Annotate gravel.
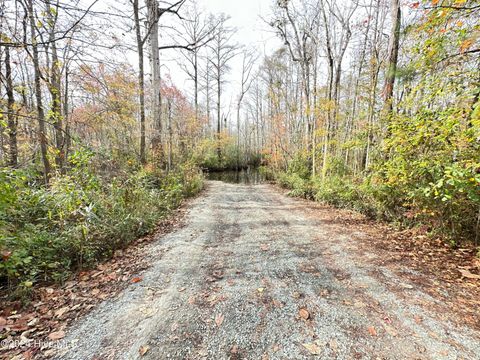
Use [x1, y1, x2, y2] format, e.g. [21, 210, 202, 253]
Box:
[54, 181, 480, 360]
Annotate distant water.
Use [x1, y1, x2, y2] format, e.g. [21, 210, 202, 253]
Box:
[205, 168, 267, 185]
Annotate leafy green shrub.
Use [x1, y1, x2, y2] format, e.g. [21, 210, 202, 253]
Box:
[277, 172, 314, 199]
[0, 151, 204, 293]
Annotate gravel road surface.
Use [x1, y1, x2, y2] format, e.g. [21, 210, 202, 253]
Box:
[55, 181, 480, 360]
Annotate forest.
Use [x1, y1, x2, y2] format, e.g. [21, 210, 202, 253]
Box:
[0, 0, 479, 297]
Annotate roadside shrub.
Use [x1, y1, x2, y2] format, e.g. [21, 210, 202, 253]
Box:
[0, 152, 204, 293]
[277, 172, 314, 199]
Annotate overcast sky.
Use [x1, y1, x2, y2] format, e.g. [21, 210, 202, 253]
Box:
[160, 0, 281, 109]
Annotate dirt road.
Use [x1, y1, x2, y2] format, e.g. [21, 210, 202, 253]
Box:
[56, 181, 480, 359]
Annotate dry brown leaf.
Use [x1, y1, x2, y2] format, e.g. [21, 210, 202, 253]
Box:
[54, 307, 69, 318]
[367, 326, 377, 336]
[212, 270, 223, 279]
[131, 277, 143, 283]
[1, 250, 12, 261]
[303, 342, 322, 355]
[139, 345, 150, 356]
[459, 269, 480, 280]
[91, 288, 100, 296]
[48, 330, 65, 341]
[329, 339, 338, 351]
[272, 299, 283, 308]
[383, 324, 398, 337]
[214, 313, 224, 327]
[298, 308, 310, 320]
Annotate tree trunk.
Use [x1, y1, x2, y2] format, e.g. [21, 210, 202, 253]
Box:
[383, 0, 401, 113]
[5, 46, 18, 168]
[216, 54, 222, 161]
[28, 0, 51, 184]
[64, 71, 71, 160]
[134, 0, 147, 164]
[147, 0, 163, 164]
[47, 1, 64, 172]
[194, 49, 199, 124]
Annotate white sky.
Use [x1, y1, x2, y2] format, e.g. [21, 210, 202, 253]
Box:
[161, 0, 281, 109]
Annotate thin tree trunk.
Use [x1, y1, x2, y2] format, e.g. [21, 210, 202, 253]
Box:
[134, 0, 147, 164]
[383, 0, 401, 113]
[28, 0, 51, 184]
[147, 0, 163, 164]
[5, 46, 18, 168]
[167, 100, 173, 171]
[64, 71, 71, 160]
[47, 1, 64, 172]
[216, 48, 222, 160]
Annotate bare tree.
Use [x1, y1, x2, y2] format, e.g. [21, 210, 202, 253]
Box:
[236, 48, 257, 168]
[208, 13, 237, 159]
[26, 0, 51, 183]
[45, 0, 65, 172]
[178, 3, 218, 124]
[132, 0, 147, 164]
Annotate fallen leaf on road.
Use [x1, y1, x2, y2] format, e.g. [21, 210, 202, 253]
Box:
[48, 331, 65, 341]
[367, 326, 377, 336]
[91, 288, 100, 296]
[54, 307, 69, 318]
[0, 317, 6, 331]
[257, 288, 264, 293]
[459, 269, 480, 280]
[292, 291, 302, 299]
[353, 301, 366, 308]
[383, 324, 398, 337]
[299, 308, 310, 320]
[139, 345, 150, 356]
[131, 277, 143, 283]
[329, 339, 338, 351]
[215, 313, 224, 327]
[272, 299, 283, 308]
[303, 342, 322, 355]
[212, 270, 223, 279]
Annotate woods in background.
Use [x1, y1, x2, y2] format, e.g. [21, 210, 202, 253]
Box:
[257, 0, 480, 245]
[0, 0, 479, 292]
